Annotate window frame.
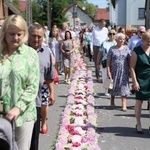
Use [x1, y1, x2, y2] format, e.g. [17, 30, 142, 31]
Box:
[138, 8, 145, 19]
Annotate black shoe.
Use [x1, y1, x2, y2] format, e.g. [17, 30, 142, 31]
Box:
[136, 125, 144, 134]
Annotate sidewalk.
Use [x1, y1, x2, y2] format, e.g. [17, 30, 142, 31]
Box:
[39, 57, 150, 150]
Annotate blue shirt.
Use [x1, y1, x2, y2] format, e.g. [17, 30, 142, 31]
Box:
[100, 40, 117, 61]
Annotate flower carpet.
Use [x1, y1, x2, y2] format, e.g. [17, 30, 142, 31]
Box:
[55, 53, 100, 150]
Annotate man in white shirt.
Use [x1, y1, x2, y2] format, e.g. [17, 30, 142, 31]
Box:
[128, 26, 146, 50]
[90, 19, 108, 81]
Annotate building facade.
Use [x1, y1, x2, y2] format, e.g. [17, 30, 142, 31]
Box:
[145, 0, 150, 29]
[110, 0, 146, 28]
[64, 3, 93, 27]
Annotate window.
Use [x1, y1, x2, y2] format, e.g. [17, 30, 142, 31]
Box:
[72, 12, 77, 18]
[138, 8, 145, 19]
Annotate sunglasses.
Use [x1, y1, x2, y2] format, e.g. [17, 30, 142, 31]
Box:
[140, 31, 145, 34]
[109, 33, 115, 35]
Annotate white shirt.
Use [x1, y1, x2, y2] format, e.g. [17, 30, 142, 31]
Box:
[128, 35, 141, 50]
[90, 26, 108, 51]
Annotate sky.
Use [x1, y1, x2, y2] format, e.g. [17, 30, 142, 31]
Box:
[87, 0, 108, 8]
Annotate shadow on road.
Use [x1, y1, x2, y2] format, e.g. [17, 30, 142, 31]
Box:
[95, 126, 150, 138]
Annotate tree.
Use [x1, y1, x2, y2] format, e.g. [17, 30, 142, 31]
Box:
[31, 0, 97, 28]
[51, 0, 68, 28]
[32, 0, 47, 26]
[77, 1, 97, 17]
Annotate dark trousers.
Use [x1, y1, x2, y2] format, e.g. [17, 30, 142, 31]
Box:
[30, 107, 41, 150]
[93, 46, 100, 79]
[87, 44, 92, 61]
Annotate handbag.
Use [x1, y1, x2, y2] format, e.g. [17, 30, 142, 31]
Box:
[54, 68, 59, 84]
[103, 78, 113, 89]
[102, 59, 107, 68]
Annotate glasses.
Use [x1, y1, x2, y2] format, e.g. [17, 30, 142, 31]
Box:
[109, 33, 115, 35]
[140, 31, 145, 34]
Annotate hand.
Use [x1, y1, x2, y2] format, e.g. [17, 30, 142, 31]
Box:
[6, 107, 20, 121]
[107, 72, 112, 79]
[133, 82, 140, 91]
[65, 51, 70, 56]
[48, 95, 55, 106]
[90, 51, 94, 55]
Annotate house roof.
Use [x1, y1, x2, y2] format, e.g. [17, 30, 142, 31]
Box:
[94, 8, 109, 21]
[4, 1, 21, 15]
[63, 3, 94, 20]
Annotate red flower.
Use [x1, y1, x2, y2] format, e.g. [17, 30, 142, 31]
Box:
[72, 142, 81, 147]
[65, 125, 75, 132]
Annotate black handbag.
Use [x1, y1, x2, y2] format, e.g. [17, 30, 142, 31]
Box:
[102, 59, 107, 68]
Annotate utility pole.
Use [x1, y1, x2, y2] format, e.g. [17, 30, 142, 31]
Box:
[47, 0, 50, 28]
[73, 0, 76, 27]
[47, 0, 52, 29]
[26, 0, 32, 26]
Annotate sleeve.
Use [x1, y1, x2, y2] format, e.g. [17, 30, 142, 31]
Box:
[45, 52, 55, 80]
[107, 47, 113, 59]
[127, 47, 132, 58]
[15, 51, 40, 113]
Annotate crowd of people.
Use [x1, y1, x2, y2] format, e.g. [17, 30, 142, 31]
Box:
[0, 14, 150, 150]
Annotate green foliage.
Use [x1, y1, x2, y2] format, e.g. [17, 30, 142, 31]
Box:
[51, 0, 68, 28]
[8, 0, 20, 8]
[77, 1, 97, 17]
[32, 1, 47, 26]
[31, 0, 97, 28]
[8, 0, 27, 18]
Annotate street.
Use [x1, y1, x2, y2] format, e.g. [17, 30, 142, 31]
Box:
[39, 57, 150, 150]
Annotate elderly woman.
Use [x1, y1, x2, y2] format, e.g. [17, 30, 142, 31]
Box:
[97, 29, 117, 96]
[0, 15, 39, 149]
[130, 31, 150, 134]
[107, 33, 131, 110]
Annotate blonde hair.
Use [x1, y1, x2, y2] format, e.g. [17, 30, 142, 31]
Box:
[51, 28, 61, 41]
[142, 31, 150, 41]
[0, 15, 28, 58]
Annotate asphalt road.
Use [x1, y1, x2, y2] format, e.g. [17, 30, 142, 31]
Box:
[39, 57, 150, 150]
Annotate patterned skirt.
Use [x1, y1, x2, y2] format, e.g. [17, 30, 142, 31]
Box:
[41, 83, 50, 106]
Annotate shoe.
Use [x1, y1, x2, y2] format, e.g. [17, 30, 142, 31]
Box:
[96, 78, 100, 82]
[110, 105, 116, 109]
[121, 108, 127, 112]
[67, 80, 70, 84]
[41, 126, 48, 134]
[136, 125, 144, 134]
[104, 93, 110, 96]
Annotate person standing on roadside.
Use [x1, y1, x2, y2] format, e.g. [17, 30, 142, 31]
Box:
[28, 23, 55, 150]
[90, 19, 108, 81]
